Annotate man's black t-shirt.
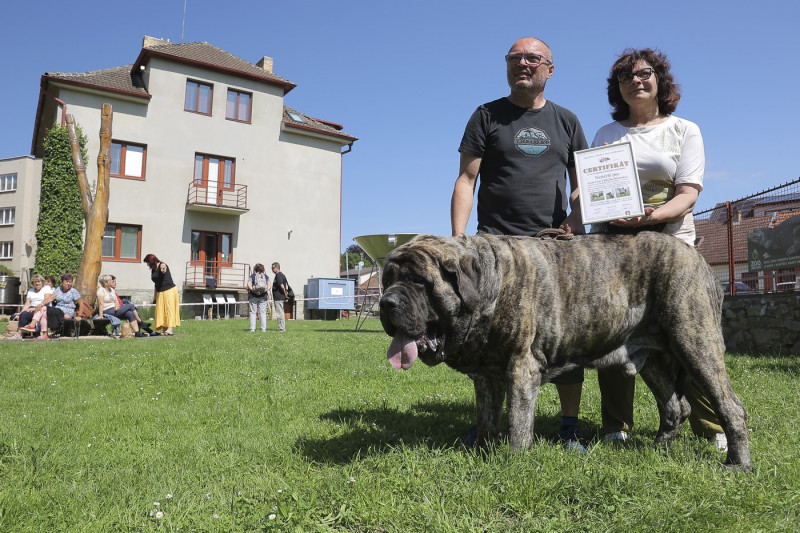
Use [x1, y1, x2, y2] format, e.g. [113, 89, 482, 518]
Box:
[459, 98, 588, 236]
[272, 271, 288, 301]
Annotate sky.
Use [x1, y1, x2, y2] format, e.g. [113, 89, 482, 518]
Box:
[2, 0, 799, 254]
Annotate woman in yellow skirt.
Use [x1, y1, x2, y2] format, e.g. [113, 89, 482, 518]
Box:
[143, 253, 180, 335]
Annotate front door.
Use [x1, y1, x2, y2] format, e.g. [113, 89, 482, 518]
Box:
[191, 231, 232, 285]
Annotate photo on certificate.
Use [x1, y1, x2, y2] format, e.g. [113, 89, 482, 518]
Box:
[574, 142, 645, 225]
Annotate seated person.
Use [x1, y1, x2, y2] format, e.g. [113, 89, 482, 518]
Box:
[107, 274, 156, 335]
[96, 274, 147, 338]
[19, 274, 56, 338]
[47, 273, 83, 335]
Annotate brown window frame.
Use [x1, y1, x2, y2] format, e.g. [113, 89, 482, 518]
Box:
[225, 89, 252, 123]
[184, 79, 213, 115]
[193, 153, 236, 206]
[191, 230, 233, 267]
[111, 141, 147, 180]
[102, 223, 142, 262]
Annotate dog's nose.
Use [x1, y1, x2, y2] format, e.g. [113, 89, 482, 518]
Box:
[380, 293, 401, 313]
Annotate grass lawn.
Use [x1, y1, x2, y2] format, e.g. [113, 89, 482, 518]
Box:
[1, 317, 798, 532]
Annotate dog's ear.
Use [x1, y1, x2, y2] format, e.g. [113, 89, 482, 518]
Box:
[443, 251, 481, 312]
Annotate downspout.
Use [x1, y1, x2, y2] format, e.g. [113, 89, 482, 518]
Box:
[339, 143, 353, 277]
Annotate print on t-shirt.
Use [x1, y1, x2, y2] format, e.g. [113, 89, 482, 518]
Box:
[515, 127, 550, 156]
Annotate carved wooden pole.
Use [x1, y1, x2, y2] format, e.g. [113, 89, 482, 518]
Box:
[65, 115, 93, 217]
[67, 104, 112, 304]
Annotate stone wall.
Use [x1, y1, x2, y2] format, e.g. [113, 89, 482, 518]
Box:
[722, 292, 800, 355]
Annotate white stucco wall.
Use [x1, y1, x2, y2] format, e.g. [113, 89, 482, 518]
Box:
[42, 56, 348, 313]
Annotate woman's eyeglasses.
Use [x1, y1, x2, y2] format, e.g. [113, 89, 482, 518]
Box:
[618, 67, 655, 85]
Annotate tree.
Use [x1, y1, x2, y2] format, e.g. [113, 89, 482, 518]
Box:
[67, 105, 113, 305]
[33, 123, 87, 278]
[340, 244, 373, 271]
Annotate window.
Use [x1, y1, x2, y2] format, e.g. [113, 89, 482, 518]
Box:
[184, 80, 213, 115]
[102, 224, 141, 261]
[111, 141, 146, 179]
[287, 110, 307, 123]
[0, 241, 11, 259]
[0, 207, 14, 225]
[226, 89, 251, 122]
[193, 154, 235, 205]
[0, 173, 17, 192]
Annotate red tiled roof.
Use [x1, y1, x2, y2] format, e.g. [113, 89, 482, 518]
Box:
[696, 211, 800, 265]
[42, 65, 150, 100]
[133, 41, 295, 93]
[283, 106, 357, 143]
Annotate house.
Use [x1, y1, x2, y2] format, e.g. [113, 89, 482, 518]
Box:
[27, 36, 356, 317]
[696, 199, 800, 292]
[0, 155, 41, 284]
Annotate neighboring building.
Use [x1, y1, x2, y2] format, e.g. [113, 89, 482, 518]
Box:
[30, 36, 356, 317]
[0, 155, 42, 286]
[696, 202, 800, 292]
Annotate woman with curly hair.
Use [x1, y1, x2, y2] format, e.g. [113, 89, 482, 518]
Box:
[143, 253, 180, 336]
[586, 48, 726, 451]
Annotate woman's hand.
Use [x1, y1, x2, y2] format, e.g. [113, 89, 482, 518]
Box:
[608, 207, 657, 227]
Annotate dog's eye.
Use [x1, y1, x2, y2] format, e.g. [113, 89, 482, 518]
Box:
[408, 273, 429, 289]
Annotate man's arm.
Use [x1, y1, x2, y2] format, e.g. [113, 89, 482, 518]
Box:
[451, 152, 482, 237]
[561, 165, 586, 235]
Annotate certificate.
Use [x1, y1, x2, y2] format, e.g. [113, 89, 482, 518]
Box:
[574, 142, 645, 225]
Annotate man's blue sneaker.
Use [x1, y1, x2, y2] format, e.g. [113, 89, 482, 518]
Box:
[557, 426, 587, 454]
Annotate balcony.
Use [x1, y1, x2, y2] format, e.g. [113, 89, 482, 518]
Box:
[186, 182, 248, 215]
[184, 261, 251, 289]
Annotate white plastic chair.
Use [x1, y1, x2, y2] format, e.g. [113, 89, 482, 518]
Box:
[225, 294, 238, 318]
[214, 293, 227, 318]
[202, 294, 213, 320]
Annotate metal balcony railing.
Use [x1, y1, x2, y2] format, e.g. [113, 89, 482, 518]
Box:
[184, 261, 251, 289]
[186, 182, 248, 213]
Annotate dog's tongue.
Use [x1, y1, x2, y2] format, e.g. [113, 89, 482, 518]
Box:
[387, 335, 418, 370]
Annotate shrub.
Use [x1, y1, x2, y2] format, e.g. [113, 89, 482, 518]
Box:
[33, 125, 87, 277]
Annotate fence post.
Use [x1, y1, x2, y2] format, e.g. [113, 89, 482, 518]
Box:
[726, 201, 736, 293]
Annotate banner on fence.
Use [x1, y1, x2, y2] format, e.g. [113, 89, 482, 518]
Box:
[747, 214, 800, 271]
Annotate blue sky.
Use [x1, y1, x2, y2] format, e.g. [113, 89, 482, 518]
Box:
[2, 0, 798, 253]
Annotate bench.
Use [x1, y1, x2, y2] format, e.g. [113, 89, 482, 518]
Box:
[60, 317, 113, 338]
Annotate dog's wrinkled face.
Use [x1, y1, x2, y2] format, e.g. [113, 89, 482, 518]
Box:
[379, 236, 480, 370]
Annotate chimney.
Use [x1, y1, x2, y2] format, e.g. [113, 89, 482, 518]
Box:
[143, 36, 169, 48]
[256, 56, 274, 73]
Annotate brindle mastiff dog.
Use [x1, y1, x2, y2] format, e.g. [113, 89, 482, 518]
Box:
[379, 233, 751, 470]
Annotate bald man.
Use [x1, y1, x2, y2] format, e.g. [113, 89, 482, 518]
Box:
[451, 37, 589, 451]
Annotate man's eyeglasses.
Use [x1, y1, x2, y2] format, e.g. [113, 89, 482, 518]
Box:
[618, 67, 655, 85]
[505, 53, 552, 67]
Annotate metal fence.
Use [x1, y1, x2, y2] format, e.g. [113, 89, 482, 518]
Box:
[694, 178, 800, 295]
